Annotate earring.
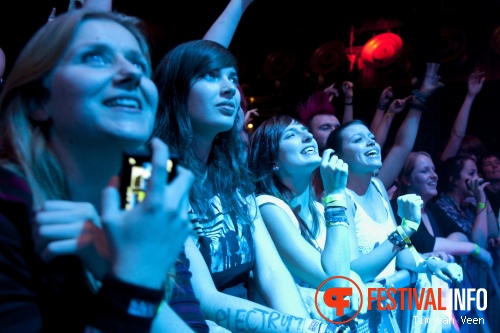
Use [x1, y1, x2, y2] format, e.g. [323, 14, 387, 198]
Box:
[272, 166, 279, 171]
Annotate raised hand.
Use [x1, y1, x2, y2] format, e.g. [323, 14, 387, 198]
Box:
[100, 138, 194, 289]
[324, 83, 339, 102]
[378, 86, 393, 109]
[418, 62, 445, 99]
[320, 149, 349, 196]
[244, 108, 259, 127]
[387, 95, 412, 115]
[467, 71, 485, 97]
[342, 81, 354, 102]
[396, 194, 423, 234]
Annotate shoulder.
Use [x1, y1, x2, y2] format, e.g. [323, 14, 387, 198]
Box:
[0, 167, 33, 224]
[371, 177, 386, 192]
[0, 166, 32, 205]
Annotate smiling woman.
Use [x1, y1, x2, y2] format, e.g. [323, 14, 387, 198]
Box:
[0, 9, 204, 333]
[247, 114, 368, 320]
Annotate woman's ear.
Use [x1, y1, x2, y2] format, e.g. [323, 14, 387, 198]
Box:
[401, 175, 411, 187]
[449, 175, 458, 187]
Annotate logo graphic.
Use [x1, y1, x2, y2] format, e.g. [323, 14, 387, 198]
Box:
[315, 276, 363, 324]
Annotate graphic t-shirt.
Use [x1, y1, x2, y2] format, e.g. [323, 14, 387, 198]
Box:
[190, 194, 255, 299]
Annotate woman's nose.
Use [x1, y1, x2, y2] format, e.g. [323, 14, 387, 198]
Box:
[115, 59, 142, 89]
[220, 76, 237, 96]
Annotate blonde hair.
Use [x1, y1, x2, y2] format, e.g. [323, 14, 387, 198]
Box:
[0, 10, 152, 206]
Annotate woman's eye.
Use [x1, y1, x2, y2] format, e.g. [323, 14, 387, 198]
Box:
[229, 76, 239, 85]
[131, 60, 148, 72]
[203, 72, 217, 80]
[83, 53, 107, 65]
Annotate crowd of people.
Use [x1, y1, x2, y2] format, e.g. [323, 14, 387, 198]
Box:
[0, 0, 499, 332]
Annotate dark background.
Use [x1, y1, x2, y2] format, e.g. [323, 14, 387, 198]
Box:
[2, 0, 500, 157]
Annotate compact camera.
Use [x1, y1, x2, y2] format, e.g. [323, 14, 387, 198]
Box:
[119, 149, 178, 210]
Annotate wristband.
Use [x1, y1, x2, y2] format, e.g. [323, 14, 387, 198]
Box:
[325, 221, 349, 228]
[477, 202, 486, 209]
[396, 225, 421, 265]
[323, 194, 347, 208]
[401, 218, 419, 232]
[386, 112, 395, 117]
[377, 102, 388, 111]
[344, 101, 353, 106]
[471, 243, 481, 257]
[324, 207, 348, 227]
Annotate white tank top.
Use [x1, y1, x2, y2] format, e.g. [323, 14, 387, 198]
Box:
[346, 178, 397, 280]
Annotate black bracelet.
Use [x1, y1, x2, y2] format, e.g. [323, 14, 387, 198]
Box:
[387, 231, 406, 251]
[345, 101, 353, 105]
[411, 89, 427, 103]
[377, 103, 388, 111]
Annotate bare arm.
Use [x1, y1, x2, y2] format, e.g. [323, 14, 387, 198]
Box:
[373, 95, 412, 151]
[377, 104, 423, 190]
[203, 0, 255, 48]
[370, 86, 393, 133]
[82, 0, 112, 11]
[440, 71, 485, 161]
[248, 200, 311, 316]
[185, 237, 324, 333]
[341, 81, 354, 123]
[431, 237, 493, 267]
[377, 63, 444, 190]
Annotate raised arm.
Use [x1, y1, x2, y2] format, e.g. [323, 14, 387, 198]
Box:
[377, 63, 444, 190]
[203, 0, 255, 48]
[373, 95, 412, 151]
[370, 86, 393, 133]
[82, 0, 112, 11]
[439, 71, 485, 162]
[341, 81, 354, 123]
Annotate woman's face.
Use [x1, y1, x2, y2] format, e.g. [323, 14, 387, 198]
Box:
[456, 159, 480, 197]
[407, 154, 438, 201]
[276, 122, 321, 176]
[43, 19, 158, 149]
[338, 123, 382, 174]
[188, 67, 241, 138]
[481, 156, 500, 181]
